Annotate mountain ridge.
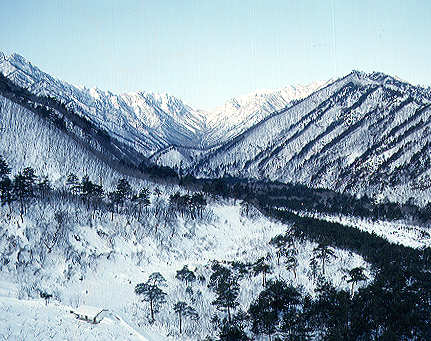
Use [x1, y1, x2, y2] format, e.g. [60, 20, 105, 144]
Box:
[0, 52, 328, 153]
[190, 70, 431, 203]
[2, 52, 431, 204]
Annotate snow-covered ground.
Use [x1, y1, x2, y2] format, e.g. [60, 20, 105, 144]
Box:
[0, 192, 371, 340]
[307, 211, 431, 249]
[0, 293, 162, 341]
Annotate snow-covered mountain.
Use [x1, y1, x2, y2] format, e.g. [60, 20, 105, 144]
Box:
[0, 52, 326, 155]
[192, 71, 431, 204]
[1, 52, 431, 340]
[3, 51, 431, 205]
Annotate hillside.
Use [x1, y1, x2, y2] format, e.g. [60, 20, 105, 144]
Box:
[192, 71, 431, 204]
[1, 51, 431, 340]
[0, 52, 325, 154]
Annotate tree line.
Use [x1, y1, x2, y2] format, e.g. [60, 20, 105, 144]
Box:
[0, 155, 207, 225]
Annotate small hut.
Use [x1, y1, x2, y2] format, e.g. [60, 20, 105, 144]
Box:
[72, 305, 108, 324]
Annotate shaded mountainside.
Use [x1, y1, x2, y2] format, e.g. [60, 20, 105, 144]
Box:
[0, 72, 179, 185]
[192, 71, 431, 203]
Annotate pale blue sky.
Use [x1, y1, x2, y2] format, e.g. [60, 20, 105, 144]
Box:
[1, 0, 430, 109]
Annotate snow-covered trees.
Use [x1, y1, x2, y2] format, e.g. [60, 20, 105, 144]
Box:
[208, 261, 240, 324]
[135, 272, 167, 322]
[173, 301, 198, 333]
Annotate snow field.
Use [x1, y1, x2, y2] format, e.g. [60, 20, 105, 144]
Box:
[0, 191, 372, 340]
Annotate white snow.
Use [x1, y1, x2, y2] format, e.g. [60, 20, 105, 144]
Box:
[0, 52, 331, 155]
[308, 212, 431, 249]
[0, 192, 372, 340]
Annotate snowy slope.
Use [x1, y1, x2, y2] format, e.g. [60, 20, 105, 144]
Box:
[0, 94, 138, 186]
[0, 295, 158, 341]
[4, 52, 431, 205]
[0, 52, 327, 154]
[0, 186, 372, 340]
[202, 80, 332, 147]
[194, 71, 431, 204]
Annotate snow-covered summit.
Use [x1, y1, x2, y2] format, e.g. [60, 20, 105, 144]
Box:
[0, 52, 330, 152]
[202, 80, 333, 146]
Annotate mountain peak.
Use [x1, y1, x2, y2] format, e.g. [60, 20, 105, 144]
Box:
[6, 52, 32, 68]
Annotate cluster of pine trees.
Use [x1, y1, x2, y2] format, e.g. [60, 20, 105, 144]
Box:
[0, 154, 209, 227]
[132, 232, 372, 341]
[2, 151, 430, 340]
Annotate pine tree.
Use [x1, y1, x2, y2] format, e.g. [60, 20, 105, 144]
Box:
[345, 267, 368, 296]
[0, 177, 14, 214]
[249, 280, 301, 341]
[285, 250, 299, 279]
[0, 155, 10, 179]
[190, 193, 207, 219]
[80, 175, 103, 210]
[132, 187, 150, 220]
[107, 190, 121, 219]
[173, 301, 198, 333]
[135, 272, 167, 322]
[175, 265, 197, 286]
[253, 257, 272, 287]
[0, 156, 12, 213]
[116, 178, 133, 207]
[218, 323, 250, 341]
[13, 167, 36, 221]
[311, 242, 337, 275]
[208, 261, 240, 324]
[66, 173, 81, 195]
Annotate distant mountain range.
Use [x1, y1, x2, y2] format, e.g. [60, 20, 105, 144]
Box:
[1, 52, 431, 203]
[0, 52, 328, 153]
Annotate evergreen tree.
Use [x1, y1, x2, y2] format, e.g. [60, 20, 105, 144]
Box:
[218, 323, 250, 341]
[66, 173, 81, 195]
[269, 234, 288, 265]
[190, 193, 207, 219]
[345, 267, 368, 296]
[0, 155, 10, 179]
[107, 190, 121, 219]
[208, 261, 240, 324]
[311, 279, 351, 339]
[135, 272, 167, 322]
[176, 265, 197, 286]
[285, 249, 299, 279]
[154, 187, 161, 198]
[249, 280, 301, 341]
[80, 175, 103, 210]
[13, 167, 36, 221]
[132, 187, 150, 220]
[253, 256, 272, 287]
[0, 177, 14, 213]
[173, 301, 198, 333]
[116, 178, 133, 207]
[311, 242, 337, 275]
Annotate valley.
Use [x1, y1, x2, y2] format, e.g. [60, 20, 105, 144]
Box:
[0, 52, 430, 340]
